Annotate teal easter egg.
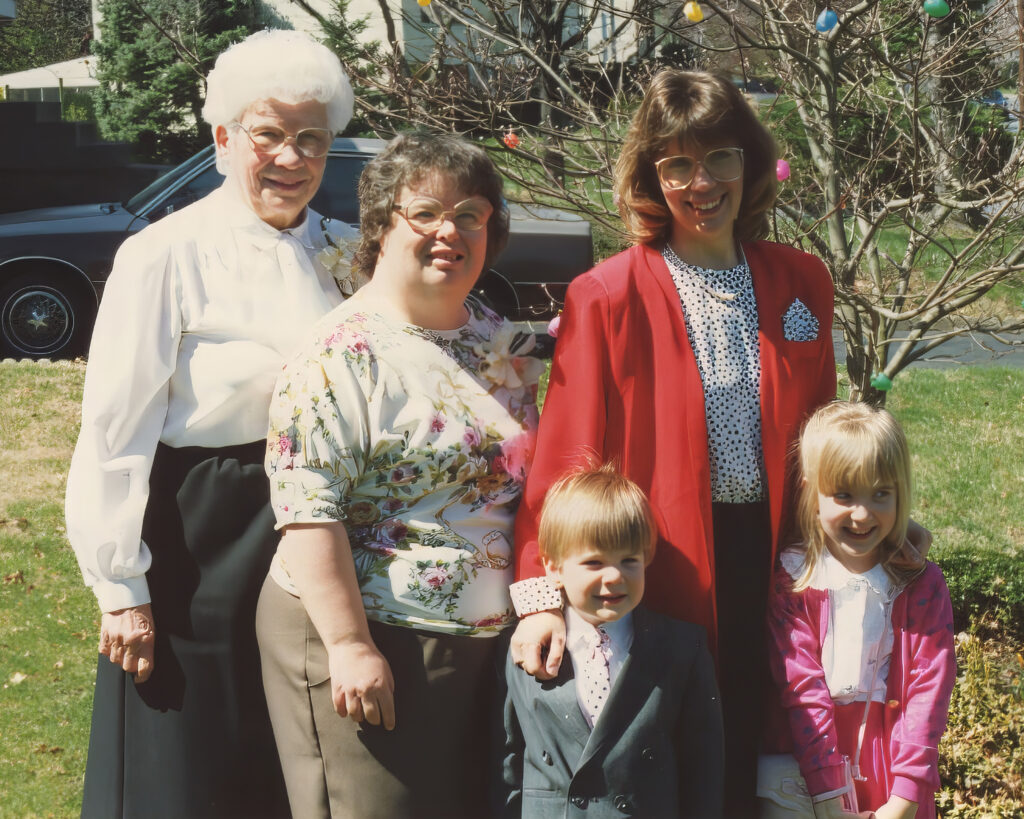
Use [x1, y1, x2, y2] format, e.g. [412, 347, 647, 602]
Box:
[923, 0, 950, 18]
[870, 373, 893, 391]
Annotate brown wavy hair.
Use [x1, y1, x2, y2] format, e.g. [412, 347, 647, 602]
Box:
[353, 131, 510, 278]
[614, 69, 777, 246]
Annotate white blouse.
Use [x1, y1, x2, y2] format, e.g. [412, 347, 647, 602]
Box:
[65, 184, 355, 612]
[782, 550, 896, 704]
[662, 246, 764, 504]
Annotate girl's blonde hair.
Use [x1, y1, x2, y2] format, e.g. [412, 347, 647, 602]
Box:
[538, 463, 657, 566]
[793, 401, 924, 590]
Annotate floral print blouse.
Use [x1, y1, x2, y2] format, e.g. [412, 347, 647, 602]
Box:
[266, 296, 542, 637]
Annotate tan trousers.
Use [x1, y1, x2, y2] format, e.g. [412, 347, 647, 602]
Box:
[255, 576, 500, 819]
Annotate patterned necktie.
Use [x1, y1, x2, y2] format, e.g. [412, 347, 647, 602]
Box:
[579, 626, 612, 727]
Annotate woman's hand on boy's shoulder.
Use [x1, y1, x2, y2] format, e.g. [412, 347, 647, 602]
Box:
[510, 610, 566, 680]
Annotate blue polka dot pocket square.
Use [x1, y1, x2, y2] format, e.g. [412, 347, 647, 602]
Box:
[782, 298, 819, 342]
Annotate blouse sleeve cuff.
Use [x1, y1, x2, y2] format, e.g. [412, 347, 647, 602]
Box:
[509, 576, 562, 617]
[810, 785, 850, 804]
[804, 764, 852, 798]
[92, 575, 152, 613]
[890, 775, 931, 805]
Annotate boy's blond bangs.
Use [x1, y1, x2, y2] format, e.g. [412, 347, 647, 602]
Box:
[538, 465, 657, 566]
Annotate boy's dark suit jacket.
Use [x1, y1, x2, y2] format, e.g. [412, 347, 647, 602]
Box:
[498, 606, 724, 818]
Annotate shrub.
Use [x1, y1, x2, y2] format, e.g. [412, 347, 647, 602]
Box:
[938, 633, 1024, 815]
[935, 548, 1024, 639]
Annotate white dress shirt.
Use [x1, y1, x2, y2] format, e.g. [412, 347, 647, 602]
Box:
[565, 606, 634, 727]
[65, 184, 354, 612]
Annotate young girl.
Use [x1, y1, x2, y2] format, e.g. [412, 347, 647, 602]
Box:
[767, 401, 956, 819]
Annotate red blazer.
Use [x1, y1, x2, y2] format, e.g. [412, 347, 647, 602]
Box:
[514, 242, 836, 650]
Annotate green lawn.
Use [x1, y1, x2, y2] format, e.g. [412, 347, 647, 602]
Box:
[1, 360, 1021, 816]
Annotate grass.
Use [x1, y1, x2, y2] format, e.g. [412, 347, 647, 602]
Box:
[0, 360, 96, 819]
[884, 368, 1024, 557]
[1, 360, 1022, 816]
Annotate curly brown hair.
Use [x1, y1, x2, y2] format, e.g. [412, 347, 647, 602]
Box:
[614, 70, 777, 247]
[353, 131, 510, 279]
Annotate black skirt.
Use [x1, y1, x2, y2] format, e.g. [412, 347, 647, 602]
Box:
[712, 499, 773, 819]
[81, 441, 289, 819]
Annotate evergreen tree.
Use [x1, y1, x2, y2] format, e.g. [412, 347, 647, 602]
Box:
[91, 0, 263, 161]
[0, 0, 91, 75]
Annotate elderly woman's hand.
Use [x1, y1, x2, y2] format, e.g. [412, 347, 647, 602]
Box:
[327, 639, 396, 730]
[99, 603, 155, 683]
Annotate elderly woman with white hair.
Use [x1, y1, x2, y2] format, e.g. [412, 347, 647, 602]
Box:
[65, 30, 355, 818]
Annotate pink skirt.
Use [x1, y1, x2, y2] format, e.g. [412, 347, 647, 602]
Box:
[834, 700, 936, 819]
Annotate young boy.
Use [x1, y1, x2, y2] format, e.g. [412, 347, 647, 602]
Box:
[498, 465, 725, 818]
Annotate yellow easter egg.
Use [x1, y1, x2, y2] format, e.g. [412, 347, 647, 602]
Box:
[684, 1, 703, 22]
[417, 0, 432, 6]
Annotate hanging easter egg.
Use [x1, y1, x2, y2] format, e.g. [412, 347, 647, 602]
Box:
[815, 8, 838, 32]
[547, 314, 562, 338]
[923, 0, 950, 17]
[683, 2, 704, 23]
[776, 159, 791, 182]
[870, 373, 893, 392]
[417, 0, 432, 6]
[502, 130, 520, 149]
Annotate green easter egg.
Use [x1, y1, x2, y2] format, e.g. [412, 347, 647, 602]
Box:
[923, 0, 950, 18]
[870, 373, 893, 391]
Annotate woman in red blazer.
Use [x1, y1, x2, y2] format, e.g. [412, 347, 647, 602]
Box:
[510, 69, 837, 814]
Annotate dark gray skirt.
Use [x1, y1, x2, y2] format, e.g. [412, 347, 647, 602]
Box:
[81, 441, 289, 819]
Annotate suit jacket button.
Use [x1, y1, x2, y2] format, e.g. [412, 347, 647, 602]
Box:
[542, 750, 553, 765]
[640, 747, 655, 761]
[614, 795, 632, 811]
[571, 796, 587, 808]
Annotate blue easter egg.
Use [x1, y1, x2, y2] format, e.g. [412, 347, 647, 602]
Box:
[815, 8, 838, 31]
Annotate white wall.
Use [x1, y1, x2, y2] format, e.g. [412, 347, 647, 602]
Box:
[261, 0, 399, 45]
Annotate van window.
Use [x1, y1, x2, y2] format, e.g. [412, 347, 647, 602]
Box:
[310, 154, 368, 225]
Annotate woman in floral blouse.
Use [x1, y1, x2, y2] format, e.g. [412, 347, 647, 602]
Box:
[257, 131, 542, 819]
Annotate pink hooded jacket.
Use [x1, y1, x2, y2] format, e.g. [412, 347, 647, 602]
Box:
[767, 557, 956, 813]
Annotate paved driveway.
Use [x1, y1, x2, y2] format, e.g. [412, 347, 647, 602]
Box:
[831, 330, 1024, 370]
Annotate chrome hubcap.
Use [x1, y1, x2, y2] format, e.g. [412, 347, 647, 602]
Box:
[3, 288, 73, 354]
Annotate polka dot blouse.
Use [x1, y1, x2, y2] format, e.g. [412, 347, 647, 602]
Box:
[663, 245, 764, 504]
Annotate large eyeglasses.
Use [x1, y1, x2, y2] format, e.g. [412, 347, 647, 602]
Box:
[393, 196, 494, 233]
[654, 147, 744, 190]
[233, 122, 334, 158]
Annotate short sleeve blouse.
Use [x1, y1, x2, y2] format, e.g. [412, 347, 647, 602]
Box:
[266, 296, 541, 637]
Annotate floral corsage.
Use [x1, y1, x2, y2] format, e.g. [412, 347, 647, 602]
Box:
[474, 320, 546, 392]
[318, 216, 369, 297]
